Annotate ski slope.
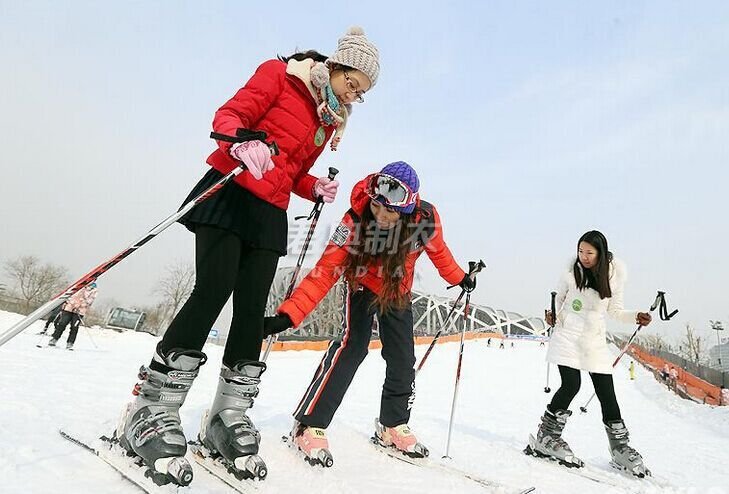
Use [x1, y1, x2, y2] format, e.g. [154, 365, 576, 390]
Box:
[1, 310, 727, 494]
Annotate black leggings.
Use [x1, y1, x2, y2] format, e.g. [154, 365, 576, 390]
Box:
[548, 365, 622, 422]
[51, 310, 82, 344]
[159, 226, 279, 367]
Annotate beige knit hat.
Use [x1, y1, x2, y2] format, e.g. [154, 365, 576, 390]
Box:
[327, 26, 380, 87]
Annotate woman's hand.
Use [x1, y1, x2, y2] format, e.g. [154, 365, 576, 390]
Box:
[313, 177, 339, 203]
[263, 314, 293, 336]
[544, 310, 555, 327]
[637, 312, 652, 326]
[229, 140, 275, 180]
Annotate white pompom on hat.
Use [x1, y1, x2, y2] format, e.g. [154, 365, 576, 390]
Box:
[327, 26, 380, 87]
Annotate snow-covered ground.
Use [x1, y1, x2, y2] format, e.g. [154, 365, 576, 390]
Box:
[1, 310, 727, 494]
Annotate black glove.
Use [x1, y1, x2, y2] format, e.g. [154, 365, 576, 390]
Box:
[459, 273, 477, 292]
[263, 314, 293, 337]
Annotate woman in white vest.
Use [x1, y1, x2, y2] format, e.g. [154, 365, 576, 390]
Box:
[525, 230, 653, 478]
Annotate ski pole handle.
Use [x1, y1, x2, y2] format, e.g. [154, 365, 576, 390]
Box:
[450, 259, 486, 291]
[210, 128, 280, 156]
[549, 291, 557, 332]
[316, 167, 339, 207]
[298, 167, 340, 220]
[316, 167, 339, 208]
[468, 260, 486, 276]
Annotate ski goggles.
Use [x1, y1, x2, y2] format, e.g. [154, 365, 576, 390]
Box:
[367, 173, 418, 208]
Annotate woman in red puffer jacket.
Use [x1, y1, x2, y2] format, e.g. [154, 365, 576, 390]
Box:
[115, 27, 381, 484]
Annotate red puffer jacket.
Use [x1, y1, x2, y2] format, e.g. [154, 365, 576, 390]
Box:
[279, 176, 466, 327]
[206, 59, 335, 210]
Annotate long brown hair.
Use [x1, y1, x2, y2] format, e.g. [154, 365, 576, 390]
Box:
[344, 200, 415, 313]
[573, 230, 613, 299]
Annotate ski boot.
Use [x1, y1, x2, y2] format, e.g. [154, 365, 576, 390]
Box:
[198, 360, 268, 480]
[288, 421, 334, 467]
[116, 342, 207, 486]
[373, 420, 429, 458]
[525, 409, 584, 468]
[605, 419, 651, 477]
[66, 342, 74, 350]
[48, 338, 58, 347]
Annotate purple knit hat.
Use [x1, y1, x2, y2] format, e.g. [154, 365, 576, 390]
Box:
[374, 161, 420, 214]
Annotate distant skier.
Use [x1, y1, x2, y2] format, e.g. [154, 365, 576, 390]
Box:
[49, 283, 97, 349]
[524, 231, 653, 478]
[661, 363, 670, 382]
[669, 367, 678, 389]
[487, 338, 492, 347]
[264, 162, 473, 465]
[111, 27, 381, 486]
[39, 302, 65, 335]
[499, 341, 505, 349]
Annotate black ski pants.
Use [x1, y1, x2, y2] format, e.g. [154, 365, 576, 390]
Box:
[294, 285, 416, 429]
[51, 310, 82, 344]
[159, 225, 279, 367]
[548, 365, 622, 422]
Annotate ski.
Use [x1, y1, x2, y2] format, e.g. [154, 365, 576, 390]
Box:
[187, 440, 262, 493]
[604, 461, 675, 490]
[525, 449, 623, 488]
[58, 428, 179, 493]
[523, 442, 676, 490]
[372, 437, 535, 494]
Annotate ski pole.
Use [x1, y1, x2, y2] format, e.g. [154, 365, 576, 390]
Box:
[78, 315, 99, 349]
[580, 291, 678, 413]
[415, 260, 486, 377]
[544, 291, 557, 393]
[0, 129, 278, 349]
[443, 289, 473, 459]
[261, 167, 339, 362]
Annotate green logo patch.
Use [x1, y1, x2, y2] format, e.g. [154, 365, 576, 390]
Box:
[314, 126, 326, 147]
[571, 299, 583, 312]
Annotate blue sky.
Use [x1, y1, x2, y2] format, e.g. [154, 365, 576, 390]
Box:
[1, 1, 727, 342]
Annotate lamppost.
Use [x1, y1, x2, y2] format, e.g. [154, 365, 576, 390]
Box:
[710, 320, 725, 391]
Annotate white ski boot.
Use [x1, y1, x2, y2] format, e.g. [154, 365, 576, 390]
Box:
[198, 360, 268, 480]
[116, 343, 207, 486]
[605, 419, 651, 477]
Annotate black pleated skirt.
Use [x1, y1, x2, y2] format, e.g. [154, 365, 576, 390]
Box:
[178, 168, 288, 256]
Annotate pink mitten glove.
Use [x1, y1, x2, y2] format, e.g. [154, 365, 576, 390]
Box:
[229, 140, 275, 180]
[313, 177, 339, 203]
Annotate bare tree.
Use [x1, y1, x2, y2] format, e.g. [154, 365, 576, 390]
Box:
[138, 302, 167, 336]
[154, 261, 195, 328]
[3, 255, 68, 313]
[680, 323, 704, 364]
[638, 333, 666, 353]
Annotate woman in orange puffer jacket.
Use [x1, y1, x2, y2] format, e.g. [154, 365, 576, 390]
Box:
[264, 161, 473, 466]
